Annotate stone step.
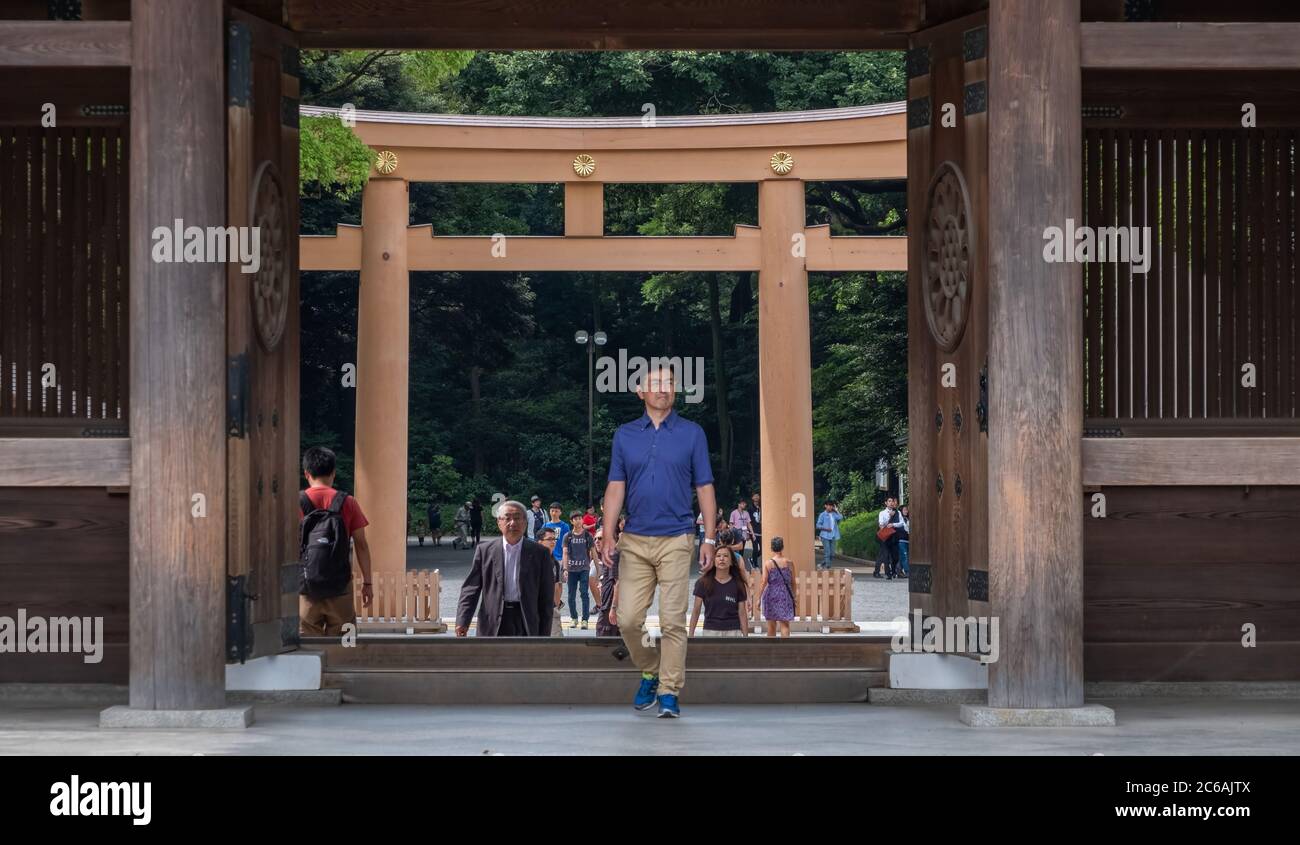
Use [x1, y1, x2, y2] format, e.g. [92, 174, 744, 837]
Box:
[304, 635, 893, 672]
[323, 667, 885, 705]
[309, 636, 893, 703]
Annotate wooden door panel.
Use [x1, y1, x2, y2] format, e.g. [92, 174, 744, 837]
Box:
[227, 11, 300, 659]
[907, 11, 990, 623]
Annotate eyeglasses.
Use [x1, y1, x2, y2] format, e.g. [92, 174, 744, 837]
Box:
[498, 514, 524, 522]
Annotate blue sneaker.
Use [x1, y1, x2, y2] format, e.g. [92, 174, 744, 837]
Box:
[634, 674, 659, 711]
[657, 693, 680, 719]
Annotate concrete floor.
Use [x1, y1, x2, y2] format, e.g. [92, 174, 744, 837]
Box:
[2, 698, 1298, 755]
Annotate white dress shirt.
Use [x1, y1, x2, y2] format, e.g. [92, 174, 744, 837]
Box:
[502, 536, 523, 602]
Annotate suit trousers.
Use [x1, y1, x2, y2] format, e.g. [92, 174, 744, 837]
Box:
[617, 532, 693, 696]
[498, 602, 526, 636]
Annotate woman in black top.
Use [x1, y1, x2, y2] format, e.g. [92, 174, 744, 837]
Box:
[689, 546, 749, 637]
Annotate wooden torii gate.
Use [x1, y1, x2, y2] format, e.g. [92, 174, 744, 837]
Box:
[299, 103, 908, 580]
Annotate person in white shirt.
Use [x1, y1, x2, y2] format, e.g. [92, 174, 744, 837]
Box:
[874, 497, 905, 579]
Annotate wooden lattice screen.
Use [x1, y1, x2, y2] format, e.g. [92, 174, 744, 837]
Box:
[0, 125, 128, 430]
[1083, 128, 1297, 422]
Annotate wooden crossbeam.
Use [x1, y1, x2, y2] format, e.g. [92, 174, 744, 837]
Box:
[368, 142, 906, 184]
[1081, 23, 1300, 70]
[1082, 437, 1300, 486]
[280, 0, 921, 50]
[805, 226, 907, 272]
[0, 437, 130, 486]
[301, 225, 362, 270]
[301, 225, 907, 273]
[0, 22, 131, 67]
[407, 226, 762, 272]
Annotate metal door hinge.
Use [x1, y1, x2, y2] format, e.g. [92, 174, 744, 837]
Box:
[228, 353, 249, 438]
[226, 574, 258, 663]
[977, 360, 989, 433]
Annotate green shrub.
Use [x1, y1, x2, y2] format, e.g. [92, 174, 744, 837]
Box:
[837, 511, 880, 560]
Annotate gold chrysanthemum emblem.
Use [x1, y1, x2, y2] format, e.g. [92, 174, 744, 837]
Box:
[375, 150, 399, 174]
[769, 151, 795, 175]
[572, 154, 597, 177]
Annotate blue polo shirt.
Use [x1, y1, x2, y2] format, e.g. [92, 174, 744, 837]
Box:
[609, 410, 714, 537]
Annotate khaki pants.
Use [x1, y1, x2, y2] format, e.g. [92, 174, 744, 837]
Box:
[617, 532, 693, 696]
[551, 605, 563, 636]
[299, 591, 356, 636]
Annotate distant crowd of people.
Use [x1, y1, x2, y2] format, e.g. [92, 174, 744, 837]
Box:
[294, 363, 913, 720]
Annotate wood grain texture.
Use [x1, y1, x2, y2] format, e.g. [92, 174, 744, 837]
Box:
[563, 182, 603, 237]
[905, 10, 989, 623]
[277, 0, 921, 49]
[1083, 437, 1300, 486]
[987, 0, 1084, 709]
[757, 179, 814, 573]
[354, 178, 410, 582]
[905, 27, 936, 621]
[0, 21, 130, 67]
[0, 487, 129, 684]
[1084, 486, 1300, 680]
[1084, 643, 1300, 681]
[1082, 23, 1300, 70]
[128, 0, 227, 711]
[0, 437, 129, 486]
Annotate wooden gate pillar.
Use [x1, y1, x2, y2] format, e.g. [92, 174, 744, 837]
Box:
[758, 179, 814, 572]
[986, 0, 1085, 709]
[128, 0, 227, 711]
[354, 177, 410, 581]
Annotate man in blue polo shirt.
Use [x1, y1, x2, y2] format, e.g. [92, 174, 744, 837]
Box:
[600, 364, 717, 719]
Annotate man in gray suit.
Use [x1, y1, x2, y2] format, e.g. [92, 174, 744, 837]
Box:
[455, 499, 555, 637]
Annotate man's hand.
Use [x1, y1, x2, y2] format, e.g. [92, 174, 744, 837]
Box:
[699, 540, 717, 570]
[455, 625, 468, 637]
[600, 537, 616, 568]
[361, 583, 373, 607]
[608, 607, 617, 627]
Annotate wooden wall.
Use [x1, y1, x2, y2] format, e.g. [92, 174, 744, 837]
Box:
[1084, 485, 1300, 680]
[0, 487, 128, 683]
[0, 123, 128, 432]
[1082, 126, 1297, 423]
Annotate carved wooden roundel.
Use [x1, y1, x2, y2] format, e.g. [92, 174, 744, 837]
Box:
[249, 160, 289, 352]
[924, 161, 974, 352]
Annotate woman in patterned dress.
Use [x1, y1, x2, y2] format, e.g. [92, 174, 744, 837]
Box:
[757, 536, 796, 638]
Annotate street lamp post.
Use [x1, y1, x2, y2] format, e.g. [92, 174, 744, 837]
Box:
[575, 329, 608, 508]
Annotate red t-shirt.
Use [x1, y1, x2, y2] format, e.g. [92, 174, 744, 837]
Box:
[582, 514, 598, 531]
[300, 486, 369, 536]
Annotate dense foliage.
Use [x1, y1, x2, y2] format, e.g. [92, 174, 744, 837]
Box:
[298, 50, 908, 528]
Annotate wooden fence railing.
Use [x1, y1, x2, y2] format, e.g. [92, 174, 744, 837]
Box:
[743, 567, 859, 634]
[353, 569, 445, 633]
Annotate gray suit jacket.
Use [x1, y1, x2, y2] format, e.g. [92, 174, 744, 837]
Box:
[456, 537, 555, 636]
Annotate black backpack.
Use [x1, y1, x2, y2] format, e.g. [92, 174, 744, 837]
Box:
[299, 490, 353, 599]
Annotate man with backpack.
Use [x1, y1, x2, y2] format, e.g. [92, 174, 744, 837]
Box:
[527, 495, 546, 540]
[298, 447, 373, 635]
